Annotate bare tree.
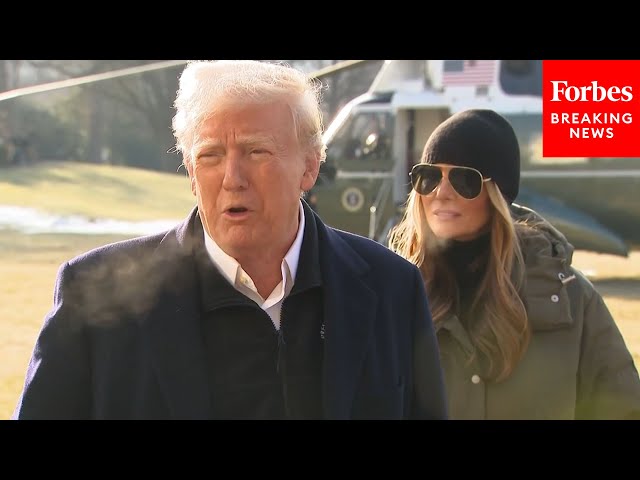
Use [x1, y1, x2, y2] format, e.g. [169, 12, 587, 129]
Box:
[22, 61, 180, 168]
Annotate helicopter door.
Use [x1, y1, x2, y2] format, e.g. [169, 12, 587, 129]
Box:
[331, 110, 394, 171]
[314, 108, 396, 239]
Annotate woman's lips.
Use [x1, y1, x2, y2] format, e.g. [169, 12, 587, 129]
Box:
[432, 209, 461, 219]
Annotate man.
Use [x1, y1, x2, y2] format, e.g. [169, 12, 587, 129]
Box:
[13, 60, 447, 419]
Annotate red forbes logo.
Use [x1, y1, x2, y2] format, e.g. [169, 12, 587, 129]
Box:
[549, 81, 633, 102]
[543, 60, 640, 157]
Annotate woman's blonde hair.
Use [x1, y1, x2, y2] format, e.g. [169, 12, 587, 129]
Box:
[171, 60, 327, 168]
[388, 181, 530, 382]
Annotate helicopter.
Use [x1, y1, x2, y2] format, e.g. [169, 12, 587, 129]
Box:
[1, 60, 637, 256]
[312, 60, 639, 257]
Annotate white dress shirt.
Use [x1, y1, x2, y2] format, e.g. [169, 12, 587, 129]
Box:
[203, 201, 305, 330]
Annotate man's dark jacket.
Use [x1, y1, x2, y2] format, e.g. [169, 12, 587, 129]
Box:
[13, 203, 447, 419]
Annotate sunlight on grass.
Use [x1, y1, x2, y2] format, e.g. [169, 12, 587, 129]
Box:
[0, 232, 133, 419]
[0, 161, 195, 221]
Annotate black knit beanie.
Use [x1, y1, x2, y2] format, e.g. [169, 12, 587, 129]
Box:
[422, 109, 520, 203]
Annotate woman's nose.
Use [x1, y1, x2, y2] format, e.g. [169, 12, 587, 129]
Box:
[434, 173, 455, 198]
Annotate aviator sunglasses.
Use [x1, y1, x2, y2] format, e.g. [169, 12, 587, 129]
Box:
[409, 163, 491, 200]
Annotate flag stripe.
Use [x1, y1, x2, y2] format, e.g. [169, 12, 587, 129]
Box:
[442, 60, 496, 86]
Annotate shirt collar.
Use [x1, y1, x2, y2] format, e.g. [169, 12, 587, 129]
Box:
[203, 200, 306, 288]
[284, 200, 305, 283]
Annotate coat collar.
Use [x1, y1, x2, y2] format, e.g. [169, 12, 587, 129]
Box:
[143, 202, 377, 419]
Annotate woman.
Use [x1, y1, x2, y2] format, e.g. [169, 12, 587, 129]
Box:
[388, 109, 640, 419]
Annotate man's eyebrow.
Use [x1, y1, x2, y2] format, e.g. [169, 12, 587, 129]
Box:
[236, 134, 278, 146]
[192, 139, 224, 152]
[193, 135, 278, 151]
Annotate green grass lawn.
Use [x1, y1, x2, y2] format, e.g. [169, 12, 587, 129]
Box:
[0, 161, 195, 221]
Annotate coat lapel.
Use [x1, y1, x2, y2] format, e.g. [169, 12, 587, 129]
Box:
[142, 208, 211, 419]
[312, 210, 377, 419]
[141, 203, 379, 419]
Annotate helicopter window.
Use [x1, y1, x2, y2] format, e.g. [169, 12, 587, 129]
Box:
[325, 111, 394, 172]
[504, 60, 532, 75]
[499, 60, 542, 97]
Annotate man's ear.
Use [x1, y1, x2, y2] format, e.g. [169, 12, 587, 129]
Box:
[185, 159, 197, 196]
[301, 151, 320, 192]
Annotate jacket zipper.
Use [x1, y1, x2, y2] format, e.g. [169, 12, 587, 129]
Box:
[276, 299, 290, 418]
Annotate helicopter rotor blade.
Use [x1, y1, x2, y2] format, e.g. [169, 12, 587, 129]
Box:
[0, 60, 190, 102]
[308, 60, 374, 80]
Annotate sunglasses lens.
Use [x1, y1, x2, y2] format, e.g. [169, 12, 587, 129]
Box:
[449, 167, 483, 199]
[411, 165, 442, 195]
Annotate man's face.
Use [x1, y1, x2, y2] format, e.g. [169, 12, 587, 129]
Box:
[186, 102, 319, 259]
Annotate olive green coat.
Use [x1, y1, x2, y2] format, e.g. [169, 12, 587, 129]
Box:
[437, 204, 640, 419]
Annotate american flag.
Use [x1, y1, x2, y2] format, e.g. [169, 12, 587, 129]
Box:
[442, 60, 496, 86]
